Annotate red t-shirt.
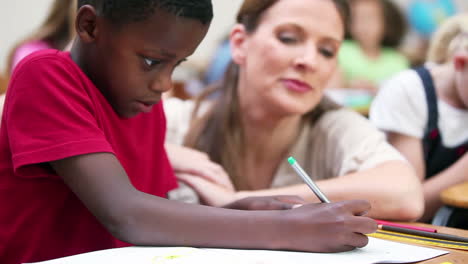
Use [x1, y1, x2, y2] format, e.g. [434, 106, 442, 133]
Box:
[0, 50, 177, 264]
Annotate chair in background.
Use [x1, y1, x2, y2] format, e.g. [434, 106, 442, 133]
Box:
[0, 72, 8, 94]
[171, 81, 192, 100]
[432, 182, 468, 229]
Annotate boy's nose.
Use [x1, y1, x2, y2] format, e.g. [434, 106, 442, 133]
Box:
[150, 75, 172, 93]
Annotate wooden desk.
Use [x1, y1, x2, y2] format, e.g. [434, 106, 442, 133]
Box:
[441, 182, 468, 209]
[387, 223, 468, 263]
[432, 182, 468, 228]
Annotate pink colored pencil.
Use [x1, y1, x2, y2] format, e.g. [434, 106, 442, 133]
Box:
[375, 219, 437, 233]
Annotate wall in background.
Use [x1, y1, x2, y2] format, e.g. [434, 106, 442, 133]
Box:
[0, 0, 53, 72]
[191, 0, 242, 69]
[0, 0, 242, 73]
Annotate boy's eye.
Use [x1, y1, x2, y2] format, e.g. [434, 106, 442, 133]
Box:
[175, 59, 187, 67]
[144, 58, 161, 67]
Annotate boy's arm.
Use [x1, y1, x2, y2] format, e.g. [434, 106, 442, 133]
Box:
[50, 152, 376, 252]
[387, 132, 468, 222]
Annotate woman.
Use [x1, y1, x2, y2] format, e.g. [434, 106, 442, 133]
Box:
[166, 0, 423, 221]
[370, 14, 468, 222]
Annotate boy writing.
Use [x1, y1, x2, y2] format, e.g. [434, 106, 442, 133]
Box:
[0, 1, 376, 263]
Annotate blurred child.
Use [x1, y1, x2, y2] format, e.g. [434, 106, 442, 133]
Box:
[0, 1, 377, 263]
[370, 14, 468, 222]
[6, 0, 77, 75]
[337, 0, 409, 92]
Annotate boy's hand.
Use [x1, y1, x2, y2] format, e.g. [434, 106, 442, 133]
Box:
[223, 195, 305, 210]
[276, 200, 377, 252]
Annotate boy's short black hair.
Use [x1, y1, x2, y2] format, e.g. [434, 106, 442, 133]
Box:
[77, 0, 213, 25]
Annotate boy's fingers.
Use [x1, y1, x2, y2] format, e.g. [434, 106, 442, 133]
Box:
[348, 232, 370, 248]
[292, 204, 304, 209]
[275, 195, 306, 205]
[248, 195, 306, 210]
[349, 217, 378, 235]
[255, 198, 296, 210]
[340, 200, 372, 215]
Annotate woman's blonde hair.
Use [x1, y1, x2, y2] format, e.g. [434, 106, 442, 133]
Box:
[6, 0, 77, 76]
[427, 13, 468, 64]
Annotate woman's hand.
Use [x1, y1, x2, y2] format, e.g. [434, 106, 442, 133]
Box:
[177, 172, 237, 206]
[165, 144, 234, 191]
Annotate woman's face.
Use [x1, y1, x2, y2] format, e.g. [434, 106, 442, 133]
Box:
[350, 0, 385, 49]
[232, 0, 344, 116]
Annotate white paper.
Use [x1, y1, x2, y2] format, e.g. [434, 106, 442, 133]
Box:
[26, 237, 448, 264]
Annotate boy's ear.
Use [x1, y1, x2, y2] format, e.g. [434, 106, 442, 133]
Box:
[230, 24, 248, 65]
[454, 55, 467, 71]
[75, 6, 99, 43]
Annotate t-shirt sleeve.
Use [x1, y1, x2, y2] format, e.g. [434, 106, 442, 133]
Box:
[5, 54, 113, 176]
[314, 109, 406, 177]
[369, 70, 427, 139]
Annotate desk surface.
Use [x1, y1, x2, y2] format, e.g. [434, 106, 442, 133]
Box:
[390, 223, 468, 263]
[441, 182, 468, 209]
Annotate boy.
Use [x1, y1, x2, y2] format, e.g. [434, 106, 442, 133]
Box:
[0, 1, 376, 263]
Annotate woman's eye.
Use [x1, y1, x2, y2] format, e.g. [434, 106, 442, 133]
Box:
[144, 58, 161, 67]
[278, 33, 298, 44]
[319, 47, 335, 58]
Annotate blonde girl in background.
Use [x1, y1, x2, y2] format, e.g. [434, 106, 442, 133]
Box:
[370, 14, 468, 222]
[0, 0, 77, 117]
[5, 0, 77, 76]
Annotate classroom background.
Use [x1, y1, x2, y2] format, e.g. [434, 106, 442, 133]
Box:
[0, 0, 243, 76]
[2, 1, 468, 262]
[1, 0, 468, 89]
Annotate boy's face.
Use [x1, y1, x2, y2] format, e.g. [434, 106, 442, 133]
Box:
[80, 8, 209, 118]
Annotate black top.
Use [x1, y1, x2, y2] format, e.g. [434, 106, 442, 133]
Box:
[415, 67, 468, 179]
